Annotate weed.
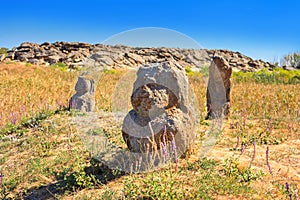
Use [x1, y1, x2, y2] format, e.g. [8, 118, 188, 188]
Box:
[222, 157, 264, 182]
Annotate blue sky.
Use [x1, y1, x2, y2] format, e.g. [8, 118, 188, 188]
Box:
[0, 0, 299, 62]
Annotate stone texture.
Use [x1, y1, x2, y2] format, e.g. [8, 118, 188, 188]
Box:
[206, 56, 232, 119]
[1, 42, 277, 72]
[0, 54, 5, 62]
[69, 76, 95, 112]
[122, 60, 196, 153]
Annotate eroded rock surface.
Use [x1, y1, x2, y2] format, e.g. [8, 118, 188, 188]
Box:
[69, 76, 95, 112]
[122, 60, 197, 153]
[2, 42, 277, 72]
[206, 56, 232, 119]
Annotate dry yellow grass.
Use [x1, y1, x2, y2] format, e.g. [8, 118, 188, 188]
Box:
[0, 63, 77, 126]
[0, 62, 299, 199]
[0, 63, 128, 126]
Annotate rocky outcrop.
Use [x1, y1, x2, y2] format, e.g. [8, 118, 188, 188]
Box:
[2, 42, 277, 72]
[122, 60, 196, 153]
[206, 49, 276, 72]
[5, 42, 93, 67]
[206, 56, 232, 119]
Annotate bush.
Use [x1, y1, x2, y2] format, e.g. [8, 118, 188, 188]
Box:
[51, 62, 67, 71]
[233, 68, 300, 84]
[185, 65, 209, 77]
[0, 47, 8, 56]
[185, 67, 194, 76]
[199, 65, 210, 77]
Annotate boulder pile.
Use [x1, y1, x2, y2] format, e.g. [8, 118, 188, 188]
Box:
[1, 42, 276, 72]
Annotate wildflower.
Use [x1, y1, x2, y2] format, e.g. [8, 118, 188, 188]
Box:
[19, 105, 26, 118]
[295, 189, 299, 200]
[266, 146, 273, 175]
[170, 132, 178, 170]
[268, 117, 273, 134]
[163, 125, 167, 147]
[11, 112, 17, 125]
[69, 98, 76, 110]
[0, 172, 3, 188]
[240, 141, 248, 155]
[240, 144, 245, 155]
[294, 190, 299, 200]
[234, 136, 240, 150]
[162, 125, 168, 158]
[160, 142, 167, 162]
[235, 122, 239, 129]
[285, 182, 292, 200]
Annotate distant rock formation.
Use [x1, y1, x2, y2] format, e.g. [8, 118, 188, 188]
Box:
[1, 42, 277, 72]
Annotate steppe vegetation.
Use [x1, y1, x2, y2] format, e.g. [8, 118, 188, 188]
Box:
[0, 62, 299, 199]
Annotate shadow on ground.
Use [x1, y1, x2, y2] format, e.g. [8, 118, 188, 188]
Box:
[17, 159, 125, 200]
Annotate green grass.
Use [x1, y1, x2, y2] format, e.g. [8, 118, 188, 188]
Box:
[122, 157, 261, 200]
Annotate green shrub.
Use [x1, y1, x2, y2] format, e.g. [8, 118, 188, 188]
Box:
[25, 62, 32, 67]
[185, 67, 194, 76]
[185, 66, 207, 77]
[186, 65, 209, 77]
[0, 47, 8, 56]
[199, 65, 210, 77]
[233, 68, 300, 84]
[222, 157, 264, 182]
[51, 62, 67, 71]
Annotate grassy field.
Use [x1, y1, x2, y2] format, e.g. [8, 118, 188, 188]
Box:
[0, 62, 299, 199]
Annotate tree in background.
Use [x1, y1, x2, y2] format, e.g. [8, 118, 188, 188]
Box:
[0, 47, 8, 56]
[281, 52, 300, 69]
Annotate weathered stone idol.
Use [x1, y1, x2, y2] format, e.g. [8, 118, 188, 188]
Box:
[122, 60, 196, 153]
[69, 76, 95, 112]
[206, 56, 232, 119]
